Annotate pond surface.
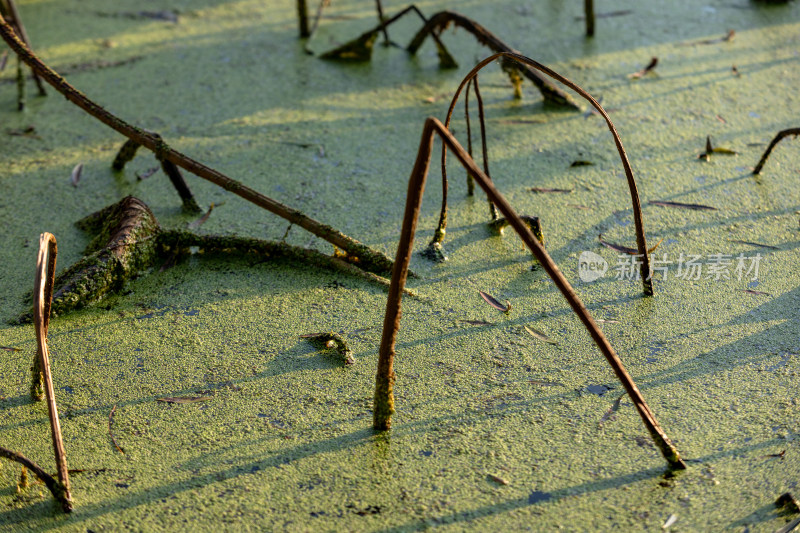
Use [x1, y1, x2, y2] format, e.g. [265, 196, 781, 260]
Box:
[1, 0, 799, 530]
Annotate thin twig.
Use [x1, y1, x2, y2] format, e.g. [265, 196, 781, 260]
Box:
[32, 233, 73, 511]
[0, 446, 71, 512]
[430, 52, 653, 295]
[0, 14, 396, 277]
[0, 0, 46, 95]
[373, 114, 685, 470]
[752, 127, 800, 175]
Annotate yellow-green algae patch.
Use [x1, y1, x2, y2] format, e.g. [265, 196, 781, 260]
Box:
[1, 0, 800, 530]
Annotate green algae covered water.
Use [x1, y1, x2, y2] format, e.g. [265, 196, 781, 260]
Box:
[1, 0, 799, 530]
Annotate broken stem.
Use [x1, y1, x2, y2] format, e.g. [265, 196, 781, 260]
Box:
[32, 233, 73, 511]
[0, 446, 71, 512]
[433, 52, 653, 295]
[585, 0, 595, 37]
[0, 14, 395, 276]
[752, 127, 800, 175]
[297, 0, 310, 38]
[406, 11, 580, 109]
[374, 116, 685, 470]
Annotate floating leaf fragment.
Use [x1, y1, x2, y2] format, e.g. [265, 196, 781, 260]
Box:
[596, 319, 620, 324]
[628, 57, 658, 79]
[598, 234, 664, 255]
[728, 239, 778, 250]
[0, 346, 20, 352]
[6, 125, 39, 138]
[188, 203, 216, 229]
[570, 160, 593, 167]
[459, 319, 492, 326]
[523, 325, 557, 345]
[662, 514, 678, 529]
[528, 187, 573, 194]
[649, 200, 717, 211]
[70, 163, 83, 187]
[761, 450, 786, 459]
[135, 167, 159, 180]
[742, 289, 771, 296]
[528, 380, 565, 387]
[157, 396, 212, 404]
[600, 394, 625, 424]
[487, 474, 510, 485]
[478, 290, 511, 313]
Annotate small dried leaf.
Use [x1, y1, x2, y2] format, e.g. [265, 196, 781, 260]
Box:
[596, 319, 620, 324]
[598, 235, 664, 255]
[0, 346, 20, 352]
[459, 319, 492, 326]
[728, 239, 778, 250]
[136, 167, 159, 180]
[478, 290, 511, 313]
[628, 57, 658, 79]
[742, 289, 770, 296]
[70, 163, 83, 187]
[157, 396, 212, 404]
[528, 187, 573, 194]
[188, 203, 215, 229]
[570, 160, 593, 167]
[528, 380, 565, 387]
[600, 394, 625, 424]
[662, 514, 677, 529]
[488, 474, 509, 485]
[523, 325, 557, 345]
[649, 200, 717, 211]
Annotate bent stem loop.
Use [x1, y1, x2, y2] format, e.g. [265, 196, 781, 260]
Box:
[752, 127, 800, 175]
[374, 116, 685, 470]
[32, 233, 73, 512]
[0, 14, 395, 276]
[434, 52, 653, 296]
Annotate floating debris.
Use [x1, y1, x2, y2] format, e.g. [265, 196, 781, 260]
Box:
[598, 234, 663, 255]
[459, 319, 492, 326]
[570, 160, 593, 167]
[523, 325, 557, 345]
[528, 187, 573, 194]
[69, 163, 83, 187]
[478, 290, 511, 313]
[649, 200, 717, 211]
[157, 396, 213, 404]
[728, 239, 778, 250]
[300, 332, 355, 365]
[187, 203, 217, 230]
[628, 57, 658, 79]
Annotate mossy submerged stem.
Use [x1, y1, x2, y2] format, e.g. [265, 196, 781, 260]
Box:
[434, 52, 653, 296]
[752, 127, 800, 175]
[373, 115, 685, 470]
[32, 233, 73, 512]
[0, 447, 71, 512]
[0, 14, 395, 277]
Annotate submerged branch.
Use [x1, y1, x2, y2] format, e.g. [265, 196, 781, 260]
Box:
[0, 14, 395, 277]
